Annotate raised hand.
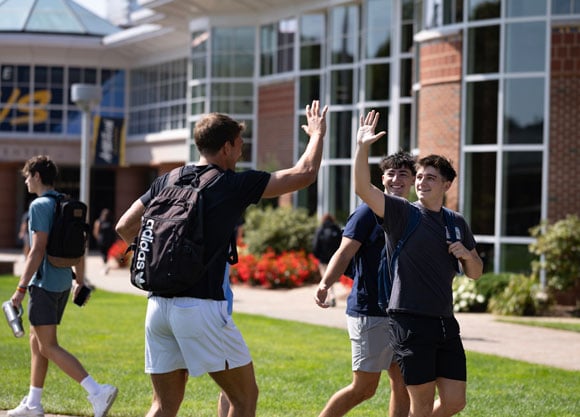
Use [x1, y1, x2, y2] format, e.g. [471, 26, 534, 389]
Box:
[301, 100, 329, 138]
[357, 110, 386, 146]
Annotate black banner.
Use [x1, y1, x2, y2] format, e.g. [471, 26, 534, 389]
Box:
[93, 116, 125, 166]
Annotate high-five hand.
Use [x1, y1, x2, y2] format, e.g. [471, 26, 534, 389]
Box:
[357, 110, 386, 146]
[302, 100, 329, 138]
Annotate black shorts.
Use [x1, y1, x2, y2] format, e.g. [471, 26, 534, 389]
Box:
[28, 286, 71, 326]
[388, 313, 466, 386]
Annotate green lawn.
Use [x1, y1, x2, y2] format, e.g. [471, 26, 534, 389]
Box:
[1, 275, 579, 417]
[496, 318, 580, 333]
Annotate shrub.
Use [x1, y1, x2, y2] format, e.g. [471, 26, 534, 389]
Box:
[453, 276, 486, 312]
[230, 249, 319, 289]
[243, 206, 318, 255]
[488, 274, 545, 316]
[529, 214, 580, 295]
[474, 273, 512, 304]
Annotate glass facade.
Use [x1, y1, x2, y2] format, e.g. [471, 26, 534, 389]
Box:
[129, 59, 187, 135]
[0, 64, 124, 135]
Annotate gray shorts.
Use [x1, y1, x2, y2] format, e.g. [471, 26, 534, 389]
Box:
[145, 296, 252, 377]
[28, 286, 70, 326]
[347, 315, 394, 373]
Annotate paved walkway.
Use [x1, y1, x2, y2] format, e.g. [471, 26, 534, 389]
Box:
[1, 251, 579, 416]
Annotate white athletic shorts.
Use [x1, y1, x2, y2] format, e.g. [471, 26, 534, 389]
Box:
[145, 296, 252, 377]
[347, 315, 394, 373]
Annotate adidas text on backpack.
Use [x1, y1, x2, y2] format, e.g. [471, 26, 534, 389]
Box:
[130, 165, 223, 295]
[45, 194, 90, 268]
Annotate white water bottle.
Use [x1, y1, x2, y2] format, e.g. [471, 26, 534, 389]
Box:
[3, 301, 24, 338]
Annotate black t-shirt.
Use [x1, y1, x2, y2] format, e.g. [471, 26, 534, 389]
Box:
[140, 164, 270, 300]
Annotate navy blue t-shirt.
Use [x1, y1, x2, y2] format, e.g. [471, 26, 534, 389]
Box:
[140, 164, 270, 300]
[343, 204, 387, 317]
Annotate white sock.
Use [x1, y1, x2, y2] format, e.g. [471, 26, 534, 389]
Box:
[26, 386, 43, 408]
[81, 375, 101, 396]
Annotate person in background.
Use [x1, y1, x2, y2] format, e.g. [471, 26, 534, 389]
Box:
[92, 208, 117, 274]
[312, 213, 342, 307]
[18, 209, 30, 258]
[115, 100, 328, 417]
[353, 111, 483, 417]
[8, 155, 118, 417]
[314, 151, 415, 417]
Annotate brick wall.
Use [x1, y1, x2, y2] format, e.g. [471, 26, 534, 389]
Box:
[258, 81, 296, 207]
[417, 35, 462, 210]
[549, 26, 580, 222]
[0, 164, 19, 247]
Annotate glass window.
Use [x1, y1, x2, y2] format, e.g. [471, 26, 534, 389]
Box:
[399, 103, 411, 151]
[261, 24, 275, 76]
[468, 0, 500, 20]
[507, 0, 547, 17]
[365, 0, 392, 59]
[212, 27, 255, 78]
[443, 0, 464, 25]
[500, 243, 534, 273]
[330, 4, 358, 64]
[300, 13, 325, 70]
[400, 58, 412, 97]
[365, 63, 390, 101]
[330, 69, 354, 104]
[551, 0, 580, 14]
[329, 110, 353, 158]
[467, 25, 499, 74]
[329, 164, 352, 223]
[476, 243, 495, 273]
[505, 22, 546, 73]
[299, 75, 321, 109]
[364, 105, 389, 156]
[401, 0, 414, 52]
[464, 152, 496, 235]
[504, 78, 544, 144]
[501, 151, 542, 236]
[465, 80, 498, 145]
[277, 18, 297, 73]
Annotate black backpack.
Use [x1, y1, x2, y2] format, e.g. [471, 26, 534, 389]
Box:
[45, 194, 90, 268]
[130, 165, 224, 295]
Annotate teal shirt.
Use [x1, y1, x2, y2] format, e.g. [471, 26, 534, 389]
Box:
[29, 191, 73, 292]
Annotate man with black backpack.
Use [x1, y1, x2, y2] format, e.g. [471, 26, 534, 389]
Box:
[354, 111, 483, 417]
[312, 213, 342, 307]
[115, 100, 328, 417]
[9, 155, 118, 417]
[314, 151, 415, 417]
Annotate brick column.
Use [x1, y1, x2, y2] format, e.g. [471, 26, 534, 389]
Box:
[417, 34, 463, 210]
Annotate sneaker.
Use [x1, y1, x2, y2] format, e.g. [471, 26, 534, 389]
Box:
[7, 397, 44, 417]
[88, 384, 118, 417]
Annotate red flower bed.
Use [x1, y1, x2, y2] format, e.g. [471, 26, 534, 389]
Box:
[107, 239, 132, 267]
[230, 248, 320, 289]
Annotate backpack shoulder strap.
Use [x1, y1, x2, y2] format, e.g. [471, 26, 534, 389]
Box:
[442, 207, 461, 273]
[442, 207, 457, 242]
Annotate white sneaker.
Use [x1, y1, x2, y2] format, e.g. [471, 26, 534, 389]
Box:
[88, 384, 118, 417]
[7, 397, 44, 417]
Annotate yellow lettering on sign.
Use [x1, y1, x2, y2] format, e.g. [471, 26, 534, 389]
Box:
[0, 88, 20, 123]
[12, 90, 52, 125]
[0, 88, 52, 126]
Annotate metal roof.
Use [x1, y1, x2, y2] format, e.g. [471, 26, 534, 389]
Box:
[0, 0, 120, 36]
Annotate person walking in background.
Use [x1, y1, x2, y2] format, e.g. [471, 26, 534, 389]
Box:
[354, 111, 483, 417]
[93, 208, 116, 274]
[115, 100, 328, 417]
[8, 155, 118, 417]
[314, 151, 415, 417]
[312, 213, 342, 307]
[18, 209, 30, 258]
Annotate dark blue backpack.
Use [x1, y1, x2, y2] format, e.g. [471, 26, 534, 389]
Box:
[377, 204, 460, 311]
